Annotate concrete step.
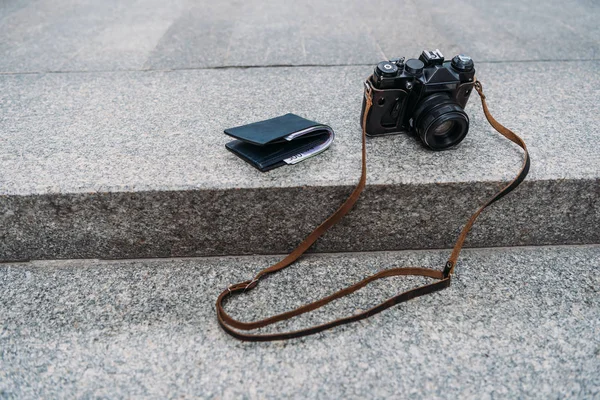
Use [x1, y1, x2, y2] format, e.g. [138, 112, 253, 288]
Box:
[1, 60, 599, 261]
[1, 0, 597, 73]
[1, 244, 598, 398]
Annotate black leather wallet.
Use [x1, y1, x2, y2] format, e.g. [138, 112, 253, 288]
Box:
[224, 113, 334, 172]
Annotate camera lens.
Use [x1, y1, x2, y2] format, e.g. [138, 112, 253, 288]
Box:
[431, 120, 455, 136]
[413, 93, 469, 150]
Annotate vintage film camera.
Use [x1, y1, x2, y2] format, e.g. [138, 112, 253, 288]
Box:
[361, 49, 476, 150]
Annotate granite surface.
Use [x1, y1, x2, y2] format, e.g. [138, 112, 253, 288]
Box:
[1, 61, 599, 260]
[1, 2, 598, 398]
[1, 62, 599, 194]
[2, 1, 600, 260]
[1, 245, 599, 398]
[1, 0, 598, 73]
[1, 179, 598, 261]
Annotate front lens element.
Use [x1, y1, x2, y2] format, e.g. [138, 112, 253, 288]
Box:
[425, 114, 468, 149]
[432, 120, 455, 136]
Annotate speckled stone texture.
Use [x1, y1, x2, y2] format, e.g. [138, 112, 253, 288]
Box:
[1, 245, 599, 398]
[1, 61, 599, 260]
[1, 0, 598, 72]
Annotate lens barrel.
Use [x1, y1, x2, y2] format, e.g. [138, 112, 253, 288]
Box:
[413, 93, 469, 150]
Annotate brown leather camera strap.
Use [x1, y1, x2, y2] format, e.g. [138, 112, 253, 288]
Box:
[216, 79, 530, 341]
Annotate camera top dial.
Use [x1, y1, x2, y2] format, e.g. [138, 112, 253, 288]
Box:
[451, 54, 474, 72]
[375, 61, 399, 77]
[404, 59, 424, 75]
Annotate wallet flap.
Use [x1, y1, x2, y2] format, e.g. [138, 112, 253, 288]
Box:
[224, 113, 325, 146]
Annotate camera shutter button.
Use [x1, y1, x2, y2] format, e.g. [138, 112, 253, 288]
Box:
[404, 59, 424, 75]
[376, 61, 399, 77]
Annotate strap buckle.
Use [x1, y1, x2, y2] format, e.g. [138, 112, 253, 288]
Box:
[226, 278, 258, 294]
[363, 79, 373, 100]
[443, 261, 454, 278]
[244, 278, 259, 292]
[473, 80, 485, 99]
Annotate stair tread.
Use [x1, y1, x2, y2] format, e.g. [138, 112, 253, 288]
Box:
[1, 62, 598, 196]
[1, 245, 598, 398]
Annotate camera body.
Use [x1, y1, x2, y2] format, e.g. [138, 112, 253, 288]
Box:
[361, 49, 476, 150]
